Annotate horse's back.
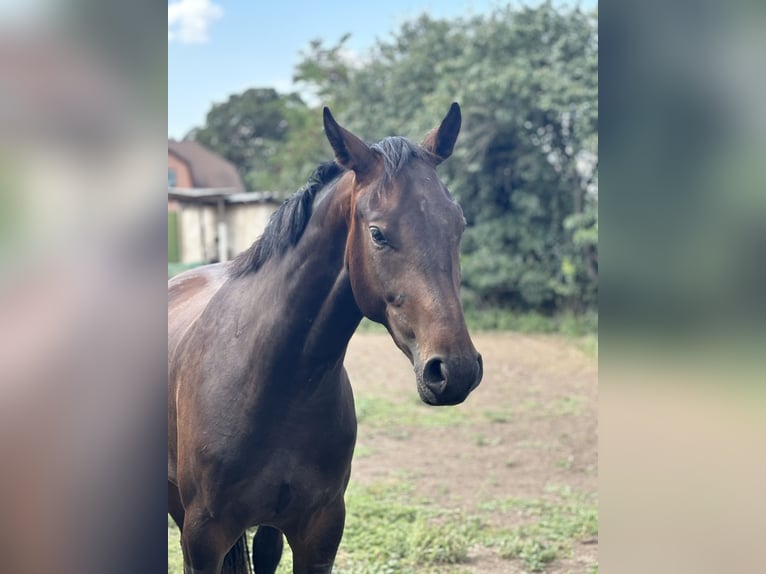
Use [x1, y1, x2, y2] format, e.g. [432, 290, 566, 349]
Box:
[168, 263, 229, 354]
[168, 262, 229, 482]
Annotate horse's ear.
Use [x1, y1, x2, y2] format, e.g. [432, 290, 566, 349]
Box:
[422, 102, 462, 165]
[323, 107, 379, 181]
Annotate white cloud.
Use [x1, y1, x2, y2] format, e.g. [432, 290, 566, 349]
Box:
[168, 0, 223, 45]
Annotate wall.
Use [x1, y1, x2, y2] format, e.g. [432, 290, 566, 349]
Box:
[226, 203, 275, 259]
[168, 153, 193, 188]
[177, 202, 217, 263]
[173, 200, 277, 264]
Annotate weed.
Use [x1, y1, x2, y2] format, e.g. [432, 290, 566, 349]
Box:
[499, 536, 558, 571]
[409, 517, 474, 565]
[475, 434, 503, 447]
[493, 489, 598, 572]
[556, 455, 575, 470]
[483, 410, 512, 424]
[337, 482, 481, 571]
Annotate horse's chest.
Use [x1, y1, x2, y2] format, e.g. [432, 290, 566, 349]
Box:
[237, 429, 354, 528]
[228, 393, 356, 524]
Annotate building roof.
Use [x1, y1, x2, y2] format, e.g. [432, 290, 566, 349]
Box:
[168, 140, 245, 192]
[168, 189, 277, 205]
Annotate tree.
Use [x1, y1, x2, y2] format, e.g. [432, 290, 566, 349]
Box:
[187, 88, 313, 194]
[189, 2, 598, 313]
[295, 2, 598, 313]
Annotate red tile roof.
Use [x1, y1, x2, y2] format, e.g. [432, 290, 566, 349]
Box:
[168, 140, 245, 192]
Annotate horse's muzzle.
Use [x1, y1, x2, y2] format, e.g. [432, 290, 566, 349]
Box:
[417, 353, 483, 406]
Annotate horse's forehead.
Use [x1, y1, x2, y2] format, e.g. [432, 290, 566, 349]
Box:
[373, 163, 453, 214]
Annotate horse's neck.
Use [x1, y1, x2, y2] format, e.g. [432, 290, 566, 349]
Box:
[252, 178, 362, 374]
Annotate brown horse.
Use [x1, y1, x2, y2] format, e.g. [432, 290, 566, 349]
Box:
[168, 103, 483, 574]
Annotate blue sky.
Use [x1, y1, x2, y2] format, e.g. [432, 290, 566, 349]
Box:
[168, 0, 595, 139]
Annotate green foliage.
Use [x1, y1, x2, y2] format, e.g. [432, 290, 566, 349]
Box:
[295, 2, 597, 314]
[188, 88, 325, 198]
[187, 2, 598, 314]
[463, 307, 597, 335]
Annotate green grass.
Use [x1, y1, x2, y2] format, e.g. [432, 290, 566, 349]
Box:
[357, 310, 598, 339]
[576, 333, 599, 358]
[463, 308, 597, 335]
[167, 517, 184, 574]
[168, 481, 480, 574]
[168, 261, 203, 278]
[336, 481, 482, 572]
[355, 317, 390, 334]
[355, 396, 466, 431]
[518, 396, 587, 418]
[489, 487, 598, 572]
[353, 382, 587, 432]
[169, 482, 597, 574]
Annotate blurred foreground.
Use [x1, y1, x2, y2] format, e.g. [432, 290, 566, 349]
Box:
[0, 2, 166, 573]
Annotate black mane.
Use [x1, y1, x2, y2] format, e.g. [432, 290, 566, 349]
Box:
[228, 161, 343, 278]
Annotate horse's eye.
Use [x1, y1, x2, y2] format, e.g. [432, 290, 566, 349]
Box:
[369, 226, 387, 246]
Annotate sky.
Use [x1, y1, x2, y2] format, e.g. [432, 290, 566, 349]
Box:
[168, 0, 595, 139]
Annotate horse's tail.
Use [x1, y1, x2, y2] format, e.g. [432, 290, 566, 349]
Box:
[220, 533, 252, 574]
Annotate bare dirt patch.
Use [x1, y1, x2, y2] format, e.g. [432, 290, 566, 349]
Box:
[344, 332, 598, 573]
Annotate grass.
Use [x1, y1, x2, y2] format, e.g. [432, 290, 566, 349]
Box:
[169, 481, 597, 574]
[523, 396, 586, 418]
[481, 487, 598, 572]
[335, 481, 482, 572]
[483, 409, 513, 424]
[167, 517, 185, 574]
[168, 481, 480, 574]
[356, 310, 598, 340]
[168, 261, 203, 278]
[355, 396, 467, 431]
[462, 308, 597, 336]
[354, 380, 586, 435]
[496, 495, 597, 572]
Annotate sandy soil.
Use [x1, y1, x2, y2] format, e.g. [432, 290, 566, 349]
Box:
[343, 332, 598, 573]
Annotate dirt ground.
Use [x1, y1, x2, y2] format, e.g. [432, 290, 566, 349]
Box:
[343, 332, 598, 573]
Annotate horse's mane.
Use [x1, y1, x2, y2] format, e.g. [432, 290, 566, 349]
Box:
[228, 137, 432, 278]
[228, 161, 343, 278]
[371, 136, 435, 185]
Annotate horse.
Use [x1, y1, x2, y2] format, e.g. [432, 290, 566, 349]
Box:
[168, 103, 483, 574]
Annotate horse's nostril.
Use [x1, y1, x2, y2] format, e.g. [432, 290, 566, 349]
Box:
[423, 357, 447, 386]
[476, 353, 484, 377]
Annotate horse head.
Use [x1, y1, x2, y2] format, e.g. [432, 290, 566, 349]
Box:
[324, 103, 483, 406]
